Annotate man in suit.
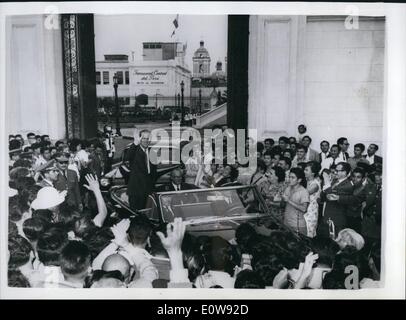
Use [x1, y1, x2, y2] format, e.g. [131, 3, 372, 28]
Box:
[346, 167, 368, 234]
[156, 168, 198, 192]
[319, 162, 357, 238]
[362, 167, 382, 242]
[36, 160, 59, 188]
[319, 140, 330, 164]
[337, 137, 350, 162]
[126, 130, 157, 211]
[53, 153, 82, 211]
[364, 144, 383, 166]
[321, 144, 341, 171]
[302, 135, 320, 162]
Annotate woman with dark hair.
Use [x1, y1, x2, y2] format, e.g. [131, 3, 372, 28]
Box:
[304, 161, 322, 238]
[282, 167, 310, 236]
[215, 164, 239, 187]
[258, 166, 287, 222]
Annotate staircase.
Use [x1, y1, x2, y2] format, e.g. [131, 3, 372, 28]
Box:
[194, 103, 227, 129]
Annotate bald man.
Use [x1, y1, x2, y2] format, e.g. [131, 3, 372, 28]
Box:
[102, 254, 132, 284]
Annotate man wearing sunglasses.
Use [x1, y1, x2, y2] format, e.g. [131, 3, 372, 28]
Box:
[337, 137, 350, 162]
[37, 160, 59, 188]
[53, 152, 82, 211]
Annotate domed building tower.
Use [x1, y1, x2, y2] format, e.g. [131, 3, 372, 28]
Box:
[212, 60, 226, 81]
[193, 41, 211, 78]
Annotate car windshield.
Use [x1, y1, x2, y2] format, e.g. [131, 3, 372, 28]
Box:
[158, 186, 267, 223]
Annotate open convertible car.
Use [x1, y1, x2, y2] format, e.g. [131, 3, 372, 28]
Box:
[110, 184, 288, 241]
[108, 184, 303, 281]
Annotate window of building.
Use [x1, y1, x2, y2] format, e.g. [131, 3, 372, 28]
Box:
[116, 71, 123, 84]
[103, 71, 109, 84]
[125, 71, 129, 84]
[96, 71, 101, 85]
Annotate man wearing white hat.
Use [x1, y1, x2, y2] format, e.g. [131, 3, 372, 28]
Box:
[31, 187, 67, 212]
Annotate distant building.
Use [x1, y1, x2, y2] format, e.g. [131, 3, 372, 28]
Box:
[95, 42, 192, 112]
[193, 41, 211, 78]
[191, 41, 227, 113]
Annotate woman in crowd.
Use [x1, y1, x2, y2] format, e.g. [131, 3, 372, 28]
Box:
[259, 166, 287, 222]
[215, 164, 239, 187]
[195, 140, 214, 188]
[184, 149, 200, 185]
[303, 161, 322, 238]
[282, 167, 310, 236]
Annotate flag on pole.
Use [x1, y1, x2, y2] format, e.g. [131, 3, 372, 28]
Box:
[171, 14, 179, 37]
[173, 14, 179, 28]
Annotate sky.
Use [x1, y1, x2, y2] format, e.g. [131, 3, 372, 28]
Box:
[94, 14, 228, 71]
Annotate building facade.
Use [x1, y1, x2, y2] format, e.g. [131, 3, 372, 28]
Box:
[95, 42, 192, 112]
[247, 15, 385, 150]
[191, 41, 227, 113]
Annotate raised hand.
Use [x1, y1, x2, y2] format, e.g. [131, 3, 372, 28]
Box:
[156, 218, 186, 254]
[83, 174, 100, 193]
[111, 219, 130, 247]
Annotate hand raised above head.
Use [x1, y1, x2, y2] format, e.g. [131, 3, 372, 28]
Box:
[156, 218, 186, 253]
[83, 174, 100, 192]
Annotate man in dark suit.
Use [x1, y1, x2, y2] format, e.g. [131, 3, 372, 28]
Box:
[36, 160, 59, 188]
[53, 153, 82, 211]
[346, 167, 368, 234]
[337, 137, 350, 162]
[126, 130, 157, 211]
[319, 162, 358, 238]
[156, 168, 198, 192]
[364, 144, 383, 166]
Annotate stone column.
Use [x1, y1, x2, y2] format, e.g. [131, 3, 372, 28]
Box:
[61, 14, 97, 140]
[6, 15, 66, 140]
[248, 15, 306, 141]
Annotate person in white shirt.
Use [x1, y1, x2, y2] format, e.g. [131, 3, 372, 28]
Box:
[291, 145, 308, 168]
[364, 143, 383, 165]
[93, 217, 159, 285]
[337, 137, 350, 162]
[321, 144, 341, 171]
[34, 146, 52, 170]
[302, 136, 320, 162]
[319, 140, 330, 163]
[195, 140, 214, 187]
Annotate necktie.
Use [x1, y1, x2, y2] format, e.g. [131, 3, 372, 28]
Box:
[144, 148, 150, 174]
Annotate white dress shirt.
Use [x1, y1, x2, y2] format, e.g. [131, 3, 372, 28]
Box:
[365, 154, 375, 164]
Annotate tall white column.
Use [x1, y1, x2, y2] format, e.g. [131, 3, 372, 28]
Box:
[248, 15, 306, 141]
[6, 15, 65, 140]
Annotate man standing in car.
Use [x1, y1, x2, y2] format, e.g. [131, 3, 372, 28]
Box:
[126, 130, 157, 211]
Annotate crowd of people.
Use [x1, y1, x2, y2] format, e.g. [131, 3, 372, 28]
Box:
[7, 123, 382, 289]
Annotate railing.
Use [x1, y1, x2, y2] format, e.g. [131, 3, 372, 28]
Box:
[194, 103, 227, 128]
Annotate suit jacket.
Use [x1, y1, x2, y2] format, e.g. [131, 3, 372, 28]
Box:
[125, 144, 157, 197]
[307, 148, 320, 162]
[319, 152, 329, 164]
[320, 178, 358, 232]
[54, 169, 81, 208]
[363, 154, 383, 165]
[155, 182, 198, 193]
[346, 183, 367, 218]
